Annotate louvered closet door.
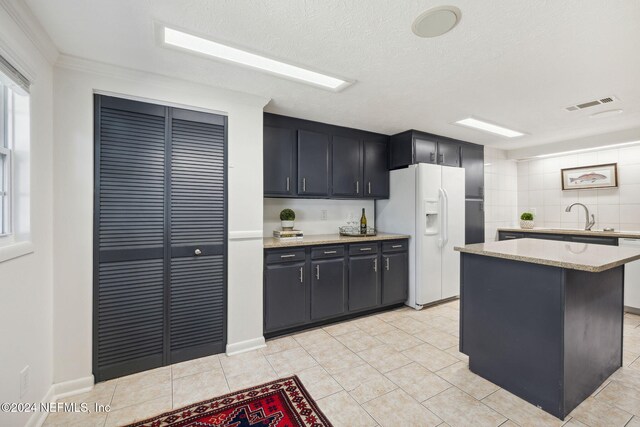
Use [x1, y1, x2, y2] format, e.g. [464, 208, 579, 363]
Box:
[169, 108, 227, 363]
[94, 96, 167, 381]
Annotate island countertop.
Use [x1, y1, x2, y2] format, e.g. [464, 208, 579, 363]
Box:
[497, 227, 640, 239]
[454, 238, 640, 272]
[264, 232, 409, 249]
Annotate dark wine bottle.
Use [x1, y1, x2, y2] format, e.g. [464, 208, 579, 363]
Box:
[360, 208, 367, 235]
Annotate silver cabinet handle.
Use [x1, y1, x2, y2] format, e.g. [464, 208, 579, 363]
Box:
[368, 182, 371, 194]
[430, 152, 435, 162]
[281, 254, 296, 258]
[286, 177, 290, 192]
[315, 265, 320, 280]
[360, 247, 372, 251]
[385, 257, 390, 270]
[373, 258, 377, 272]
[324, 250, 337, 254]
[302, 178, 306, 192]
[439, 153, 445, 164]
[356, 181, 359, 194]
[392, 244, 402, 248]
[194, 248, 202, 256]
[299, 267, 304, 283]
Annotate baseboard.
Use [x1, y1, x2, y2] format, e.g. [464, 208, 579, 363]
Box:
[626, 306, 640, 316]
[25, 375, 95, 427]
[226, 336, 266, 356]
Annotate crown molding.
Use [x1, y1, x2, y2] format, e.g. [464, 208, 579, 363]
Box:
[0, 0, 59, 64]
[56, 54, 271, 108]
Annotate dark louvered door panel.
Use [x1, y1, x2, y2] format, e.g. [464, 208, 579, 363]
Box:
[94, 95, 167, 381]
[169, 109, 227, 363]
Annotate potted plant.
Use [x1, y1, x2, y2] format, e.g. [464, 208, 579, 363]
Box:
[520, 212, 534, 229]
[280, 209, 296, 230]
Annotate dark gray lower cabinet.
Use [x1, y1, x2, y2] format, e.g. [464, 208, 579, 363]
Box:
[465, 200, 485, 244]
[265, 261, 307, 332]
[264, 239, 408, 335]
[382, 252, 408, 304]
[311, 258, 346, 320]
[348, 255, 380, 311]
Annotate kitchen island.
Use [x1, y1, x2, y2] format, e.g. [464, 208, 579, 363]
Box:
[455, 238, 640, 419]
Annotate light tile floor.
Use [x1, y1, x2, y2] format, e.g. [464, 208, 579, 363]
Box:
[44, 300, 640, 427]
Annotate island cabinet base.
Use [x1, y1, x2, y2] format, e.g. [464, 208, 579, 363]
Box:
[460, 254, 623, 419]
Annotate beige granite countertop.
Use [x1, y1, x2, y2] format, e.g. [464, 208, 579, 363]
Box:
[455, 238, 640, 272]
[498, 227, 640, 239]
[264, 233, 409, 249]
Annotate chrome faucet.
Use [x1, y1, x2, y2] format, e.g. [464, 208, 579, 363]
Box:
[565, 203, 595, 231]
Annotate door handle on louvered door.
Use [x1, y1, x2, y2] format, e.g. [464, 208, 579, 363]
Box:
[194, 248, 202, 256]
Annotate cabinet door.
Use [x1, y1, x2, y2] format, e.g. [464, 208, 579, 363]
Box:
[382, 252, 408, 305]
[265, 262, 307, 332]
[465, 200, 485, 244]
[332, 136, 362, 197]
[461, 146, 484, 199]
[264, 126, 295, 196]
[414, 137, 438, 164]
[437, 141, 461, 167]
[363, 138, 389, 198]
[348, 255, 380, 311]
[298, 130, 330, 196]
[311, 258, 346, 320]
[566, 235, 618, 246]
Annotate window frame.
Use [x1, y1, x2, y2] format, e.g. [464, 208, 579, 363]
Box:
[0, 81, 10, 238]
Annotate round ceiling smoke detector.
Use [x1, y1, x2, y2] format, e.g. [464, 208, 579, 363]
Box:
[412, 6, 461, 38]
[589, 109, 624, 119]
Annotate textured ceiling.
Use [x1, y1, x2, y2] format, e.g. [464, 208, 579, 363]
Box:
[24, 0, 640, 150]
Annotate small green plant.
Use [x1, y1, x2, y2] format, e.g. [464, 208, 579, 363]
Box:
[280, 209, 295, 221]
[520, 212, 534, 221]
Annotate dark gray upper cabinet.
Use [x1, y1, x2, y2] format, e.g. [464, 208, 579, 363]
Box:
[263, 126, 295, 196]
[390, 130, 473, 170]
[265, 261, 307, 332]
[332, 136, 362, 197]
[363, 138, 390, 198]
[264, 113, 389, 199]
[461, 145, 484, 199]
[298, 130, 330, 196]
[382, 251, 408, 305]
[348, 254, 380, 312]
[437, 139, 461, 167]
[414, 136, 438, 165]
[311, 257, 346, 320]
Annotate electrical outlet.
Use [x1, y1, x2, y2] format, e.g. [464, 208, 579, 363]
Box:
[20, 366, 29, 398]
[321, 210, 328, 221]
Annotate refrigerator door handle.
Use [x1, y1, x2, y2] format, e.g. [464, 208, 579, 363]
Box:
[441, 188, 449, 247]
[438, 188, 446, 247]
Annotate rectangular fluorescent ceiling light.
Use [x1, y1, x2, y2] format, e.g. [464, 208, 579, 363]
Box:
[162, 27, 351, 91]
[534, 140, 640, 158]
[455, 117, 524, 138]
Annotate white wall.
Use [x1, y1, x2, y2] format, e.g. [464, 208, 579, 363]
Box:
[51, 57, 269, 385]
[264, 198, 375, 236]
[0, 2, 55, 426]
[517, 146, 640, 231]
[483, 147, 518, 241]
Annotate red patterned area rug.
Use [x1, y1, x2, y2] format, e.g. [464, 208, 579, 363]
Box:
[123, 375, 333, 427]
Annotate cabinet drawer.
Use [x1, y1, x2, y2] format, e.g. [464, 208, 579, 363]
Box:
[567, 235, 618, 246]
[311, 245, 345, 259]
[349, 242, 379, 255]
[382, 240, 408, 253]
[265, 249, 306, 264]
[498, 231, 524, 240]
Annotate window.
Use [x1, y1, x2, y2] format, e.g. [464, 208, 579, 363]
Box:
[0, 55, 30, 244]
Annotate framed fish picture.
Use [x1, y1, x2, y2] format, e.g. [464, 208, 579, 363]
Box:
[561, 163, 618, 190]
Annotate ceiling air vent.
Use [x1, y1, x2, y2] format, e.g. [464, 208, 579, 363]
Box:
[565, 96, 619, 112]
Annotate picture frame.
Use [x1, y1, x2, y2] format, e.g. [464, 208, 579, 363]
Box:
[561, 163, 618, 190]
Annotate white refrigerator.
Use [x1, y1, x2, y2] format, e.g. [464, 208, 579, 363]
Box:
[376, 163, 465, 309]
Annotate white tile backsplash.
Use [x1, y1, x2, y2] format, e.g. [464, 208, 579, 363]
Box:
[484, 147, 518, 241]
[518, 145, 640, 232]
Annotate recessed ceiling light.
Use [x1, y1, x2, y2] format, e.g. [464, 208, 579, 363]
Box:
[589, 109, 624, 119]
[455, 117, 525, 138]
[162, 26, 351, 91]
[533, 140, 640, 158]
[412, 6, 461, 38]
